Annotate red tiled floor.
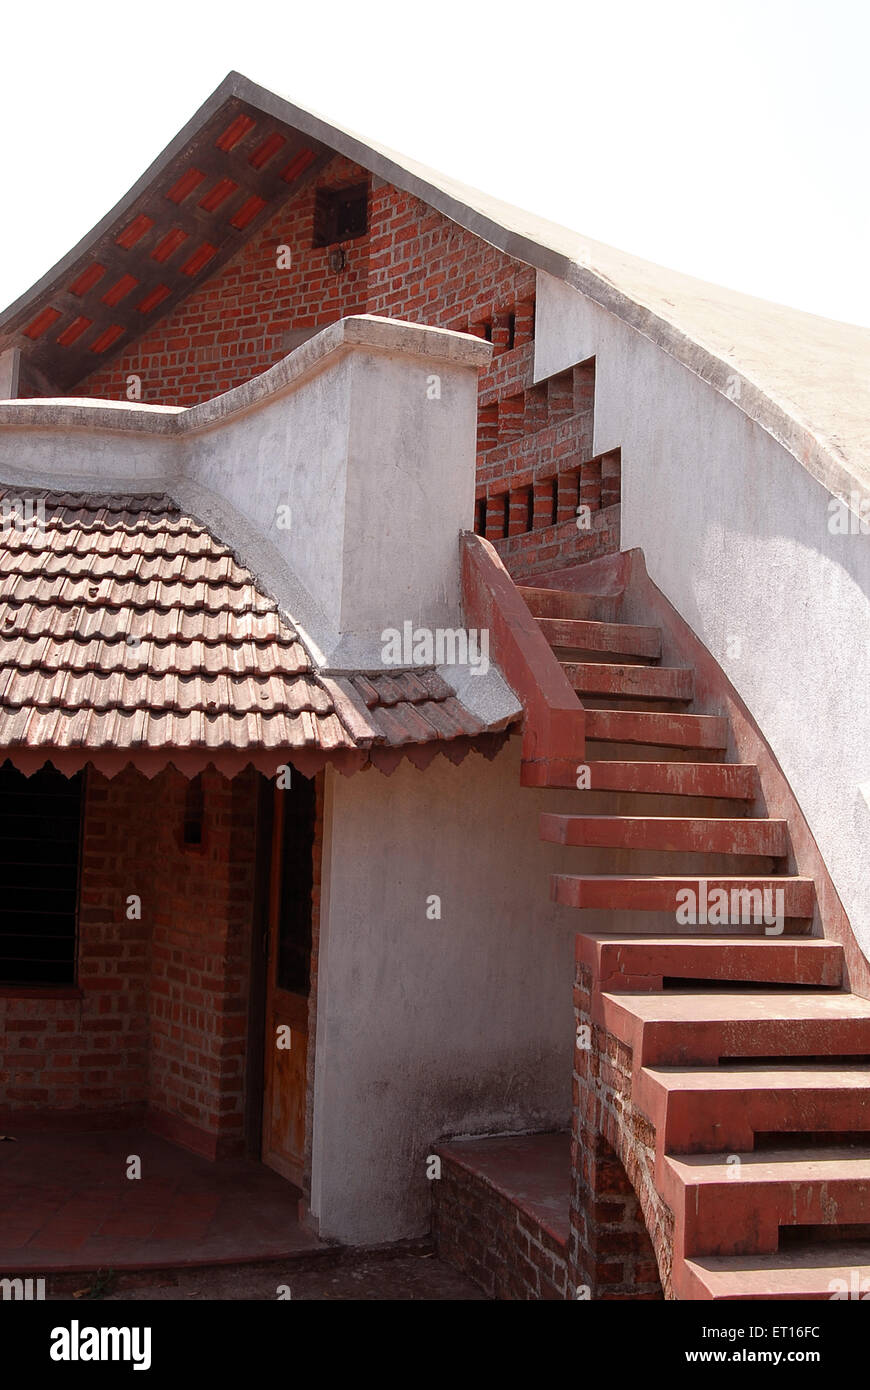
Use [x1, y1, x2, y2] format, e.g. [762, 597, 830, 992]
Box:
[0, 1129, 324, 1272]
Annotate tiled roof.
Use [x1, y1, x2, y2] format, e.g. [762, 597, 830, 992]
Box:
[0, 489, 502, 770]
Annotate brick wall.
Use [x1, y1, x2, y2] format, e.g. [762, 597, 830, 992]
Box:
[0, 764, 260, 1160]
[0, 766, 151, 1123]
[79, 163, 620, 579]
[147, 766, 259, 1158]
[432, 1150, 569, 1301]
[572, 959, 668, 1299]
[80, 156, 371, 406]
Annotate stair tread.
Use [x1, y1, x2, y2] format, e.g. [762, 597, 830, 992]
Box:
[562, 661, 689, 672]
[643, 1062, 870, 1092]
[579, 933, 835, 948]
[604, 990, 870, 1022]
[559, 873, 812, 882]
[686, 1242, 870, 1296]
[667, 1146, 870, 1183]
[553, 816, 784, 826]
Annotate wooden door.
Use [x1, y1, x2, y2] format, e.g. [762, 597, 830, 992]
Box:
[261, 774, 315, 1186]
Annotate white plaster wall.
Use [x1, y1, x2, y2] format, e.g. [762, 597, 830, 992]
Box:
[0, 317, 486, 670]
[535, 270, 870, 953]
[310, 741, 581, 1245]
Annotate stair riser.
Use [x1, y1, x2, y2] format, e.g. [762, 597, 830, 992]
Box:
[519, 588, 622, 623]
[648, 1090, 870, 1156]
[577, 935, 844, 992]
[537, 617, 661, 659]
[585, 711, 729, 750]
[673, 1183, 870, 1258]
[637, 1020, 870, 1066]
[588, 960, 843, 995]
[553, 876, 814, 920]
[541, 815, 788, 856]
[562, 662, 693, 701]
[521, 759, 758, 799]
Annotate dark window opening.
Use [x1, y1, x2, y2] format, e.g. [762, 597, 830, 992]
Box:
[502, 492, 511, 537]
[551, 476, 560, 526]
[276, 773, 316, 995]
[507, 312, 516, 350]
[476, 496, 487, 535]
[313, 183, 368, 247]
[183, 774, 205, 846]
[483, 321, 493, 343]
[0, 762, 83, 986]
[525, 488, 535, 532]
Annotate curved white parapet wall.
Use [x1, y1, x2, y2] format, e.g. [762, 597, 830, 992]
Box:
[535, 270, 870, 956]
[0, 315, 490, 672]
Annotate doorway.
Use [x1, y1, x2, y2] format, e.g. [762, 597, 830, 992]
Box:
[258, 771, 316, 1186]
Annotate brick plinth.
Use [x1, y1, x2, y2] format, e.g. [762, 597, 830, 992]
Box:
[571, 961, 669, 1299]
[432, 1135, 570, 1301]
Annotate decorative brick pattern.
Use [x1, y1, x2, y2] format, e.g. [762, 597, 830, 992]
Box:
[80, 155, 372, 406]
[79, 162, 621, 580]
[433, 1151, 569, 1301]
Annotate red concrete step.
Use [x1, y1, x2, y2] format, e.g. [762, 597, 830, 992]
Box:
[521, 759, 759, 799]
[541, 814, 788, 855]
[576, 934, 844, 991]
[518, 586, 621, 624]
[600, 989, 870, 1066]
[681, 1242, 870, 1300]
[585, 709, 729, 749]
[562, 662, 693, 701]
[553, 873, 814, 919]
[536, 617, 661, 660]
[637, 1063, 870, 1155]
[663, 1146, 870, 1257]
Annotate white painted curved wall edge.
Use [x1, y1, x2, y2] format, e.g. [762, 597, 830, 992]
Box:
[534, 270, 870, 955]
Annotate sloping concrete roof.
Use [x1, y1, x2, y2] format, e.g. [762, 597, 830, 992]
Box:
[1, 70, 867, 508]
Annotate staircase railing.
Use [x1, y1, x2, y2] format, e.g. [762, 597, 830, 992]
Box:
[460, 530, 585, 775]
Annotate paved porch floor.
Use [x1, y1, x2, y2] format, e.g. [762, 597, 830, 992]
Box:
[0, 1128, 323, 1273]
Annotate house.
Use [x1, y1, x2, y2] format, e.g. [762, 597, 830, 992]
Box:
[0, 70, 867, 1301]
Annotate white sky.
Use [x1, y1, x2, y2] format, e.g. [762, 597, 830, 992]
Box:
[2, 0, 868, 326]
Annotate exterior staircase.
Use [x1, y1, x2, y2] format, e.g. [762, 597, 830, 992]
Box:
[518, 579, 870, 1300]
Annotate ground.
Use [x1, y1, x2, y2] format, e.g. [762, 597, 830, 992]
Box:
[45, 1252, 486, 1301]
